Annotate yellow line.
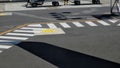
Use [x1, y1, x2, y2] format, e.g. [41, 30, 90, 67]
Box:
[0, 24, 28, 36]
[0, 13, 7, 16]
[0, 19, 98, 36]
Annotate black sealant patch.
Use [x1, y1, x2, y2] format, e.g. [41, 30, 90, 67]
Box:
[17, 42, 120, 68]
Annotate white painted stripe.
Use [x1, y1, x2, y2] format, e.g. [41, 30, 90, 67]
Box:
[72, 22, 84, 27]
[85, 21, 98, 26]
[0, 12, 12, 16]
[0, 45, 12, 49]
[14, 30, 34, 33]
[117, 23, 120, 26]
[0, 40, 13, 42]
[108, 19, 118, 23]
[6, 33, 34, 36]
[47, 23, 58, 28]
[97, 20, 110, 26]
[60, 22, 71, 28]
[6, 13, 13, 15]
[27, 24, 42, 27]
[0, 50, 2, 53]
[0, 36, 28, 40]
[21, 27, 49, 30]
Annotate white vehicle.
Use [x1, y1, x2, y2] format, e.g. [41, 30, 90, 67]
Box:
[26, 0, 59, 7]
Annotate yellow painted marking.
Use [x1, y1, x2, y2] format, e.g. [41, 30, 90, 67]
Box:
[42, 29, 56, 33]
[0, 19, 98, 36]
[0, 13, 7, 16]
[0, 24, 28, 36]
[34, 28, 65, 35]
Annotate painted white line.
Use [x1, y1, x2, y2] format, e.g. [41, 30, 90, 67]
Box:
[21, 27, 50, 30]
[85, 21, 98, 26]
[0, 45, 12, 49]
[6, 33, 34, 36]
[34, 28, 65, 35]
[117, 23, 120, 26]
[27, 24, 42, 27]
[0, 50, 2, 53]
[72, 22, 84, 27]
[60, 22, 71, 28]
[14, 30, 34, 33]
[0, 12, 12, 16]
[97, 20, 110, 26]
[47, 23, 58, 28]
[108, 19, 118, 23]
[0, 36, 28, 40]
[6, 12, 13, 15]
[0, 40, 13, 42]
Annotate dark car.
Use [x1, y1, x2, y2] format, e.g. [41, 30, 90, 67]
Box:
[28, 0, 45, 7]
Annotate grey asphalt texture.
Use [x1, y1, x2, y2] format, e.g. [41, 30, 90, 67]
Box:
[0, 6, 110, 32]
[0, 6, 120, 68]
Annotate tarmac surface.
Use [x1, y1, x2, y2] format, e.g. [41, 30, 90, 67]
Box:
[0, 1, 120, 68]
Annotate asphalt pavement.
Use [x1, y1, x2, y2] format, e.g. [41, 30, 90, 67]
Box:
[0, 3, 120, 68]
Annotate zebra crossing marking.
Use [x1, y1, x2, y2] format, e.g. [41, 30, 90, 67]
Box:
[0, 50, 2, 53]
[117, 23, 120, 26]
[97, 20, 110, 26]
[0, 45, 12, 49]
[27, 24, 42, 27]
[60, 22, 71, 28]
[72, 22, 84, 27]
[0, 20, 114, 41]
[6, 33, 34, 36]
[0, 36, 28, 40]
[13, 30, 34, 33]
[0, 19, 117, 42]
[0, 44, 13, 54]
[0, 40, 14, 42]
[34, 28, 65, 35]
[85, 21, 98, 26]
[108, 19, 118, 23]
[0, 18, 119, 54]
[47, 23, 58, 28]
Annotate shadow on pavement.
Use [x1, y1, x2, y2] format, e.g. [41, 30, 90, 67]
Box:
[17, 41, 120, 68]
[93, 14, 120, 19]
